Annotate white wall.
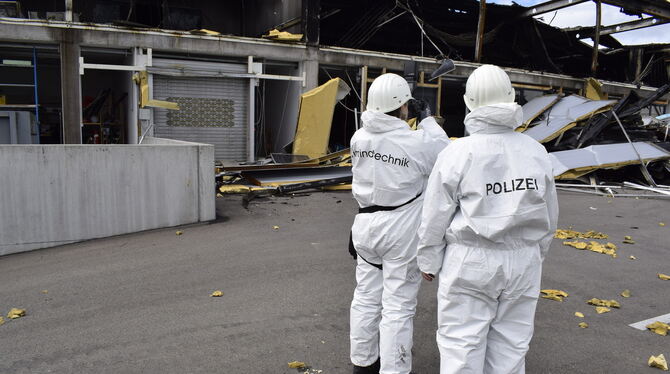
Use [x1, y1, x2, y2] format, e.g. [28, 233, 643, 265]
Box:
[0, 137, 215, 256]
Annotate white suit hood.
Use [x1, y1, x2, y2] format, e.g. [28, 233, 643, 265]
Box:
[464, 103, 522, 135]
[360, 110, 409, 133]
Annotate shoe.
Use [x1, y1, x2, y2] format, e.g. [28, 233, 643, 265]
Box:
[352, 358, 380, 374]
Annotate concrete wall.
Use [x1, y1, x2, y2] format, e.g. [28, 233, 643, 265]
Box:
[0, 137, 215, 256]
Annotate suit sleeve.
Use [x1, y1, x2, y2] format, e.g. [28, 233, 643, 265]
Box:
[414, 117, 451, 175]
[417, 149, 461, 275]
[539, 170, 559, 261]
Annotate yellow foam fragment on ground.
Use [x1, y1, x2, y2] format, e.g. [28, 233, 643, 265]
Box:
[587, 298, 620, 308]
[211, 290, 223, 297]
[273, 225, 280, 230]
[648, 354, 668, 371]
[175, 231, 183, 236]
[563, 240, 588, 249]
[563, 240, 617, 257]
[630, 255, 637, 260]
[659, 274, 670, 281]
[288, 361, 307, 369]
[575, 312, 585, 318]
[541, 289, 568, 301]
[555, 229, 608, 239]
[660, 222, 666, 227]
[595, 306, 611, 314]
[7, 308, 26, 319]
[579, 322, 589, 328]
[0, 316, 4, 326]
[646, 321, 670, 336]
[621, 289, 631, 298]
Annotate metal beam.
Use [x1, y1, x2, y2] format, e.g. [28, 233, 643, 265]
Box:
[592, 0, 602, 75]
[565, 17, 670, 38]
[474, 0, 486, 63]
[601, 0, 670, 20]
[520, 0, 589, 18]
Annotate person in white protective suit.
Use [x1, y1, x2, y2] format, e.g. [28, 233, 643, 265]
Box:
[417, 64, 559, 374]
[349, 73, 450, 374]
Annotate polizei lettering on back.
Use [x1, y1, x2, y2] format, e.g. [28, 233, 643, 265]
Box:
[352, 149, 410, 168]
[485, 178, 538, 196]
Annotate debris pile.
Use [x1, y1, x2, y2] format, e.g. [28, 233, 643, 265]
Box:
[556, 229, 618, 257]
[519, 83, 670, 194]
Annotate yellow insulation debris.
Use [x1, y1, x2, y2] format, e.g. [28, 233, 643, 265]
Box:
[555, 229, 608, 239]
[541, 289, 568, 301]
[587, 298, 620, 308]
[646, 321, 670, 336]
[648, 354, 668, 371]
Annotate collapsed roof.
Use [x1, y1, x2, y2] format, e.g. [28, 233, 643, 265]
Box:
[319, 0, 670, 87]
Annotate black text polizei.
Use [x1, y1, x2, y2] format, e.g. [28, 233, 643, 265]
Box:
[485, 178, 538, 196]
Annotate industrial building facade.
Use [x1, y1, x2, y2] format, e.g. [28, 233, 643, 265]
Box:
[1, 0, 668, 162]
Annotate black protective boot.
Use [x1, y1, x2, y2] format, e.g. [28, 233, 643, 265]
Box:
[352, 358, 380, 374]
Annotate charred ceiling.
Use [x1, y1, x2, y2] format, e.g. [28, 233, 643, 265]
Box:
[319, 0, 670, 87]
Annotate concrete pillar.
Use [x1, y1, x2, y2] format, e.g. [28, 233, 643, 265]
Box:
[301, 47, 319, 92]
[60, 41, 82, 144]
[126, 47, 140, 144]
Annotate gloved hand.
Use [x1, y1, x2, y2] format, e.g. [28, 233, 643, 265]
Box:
[409, 98, 431, 122]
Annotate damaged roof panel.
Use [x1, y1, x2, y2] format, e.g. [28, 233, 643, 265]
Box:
[550, 142, 670, 178]
[523, 95, 617, 143]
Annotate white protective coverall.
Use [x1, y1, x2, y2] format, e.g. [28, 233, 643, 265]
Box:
[417, 102, 558, 374]
[350, 110, 450, 374]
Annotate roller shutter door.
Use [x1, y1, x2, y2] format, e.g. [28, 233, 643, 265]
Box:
[152, 59, 248, 161]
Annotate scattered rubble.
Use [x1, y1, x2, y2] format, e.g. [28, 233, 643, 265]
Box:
[646, 322, 670, 336]
[554, 229, 608, 239]
[648, 354, 668, 371]
[7, 308, 26, 319]
[587, 298, 621, 308]
[595, 306, 611, 314]
[623, 235, 635, 244]
[288, 361, 307, 369]
[562, 240, 617, 257]
[541, 289, 568, 302]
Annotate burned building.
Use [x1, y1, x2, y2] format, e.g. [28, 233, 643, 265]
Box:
[0, 0, 668, 164]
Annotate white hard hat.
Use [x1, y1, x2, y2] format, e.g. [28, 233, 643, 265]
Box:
[463, 64, 515, 111]
[366, 73, 413, 113]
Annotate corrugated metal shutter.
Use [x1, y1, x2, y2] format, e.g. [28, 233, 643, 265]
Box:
[152, 59, 248, 161]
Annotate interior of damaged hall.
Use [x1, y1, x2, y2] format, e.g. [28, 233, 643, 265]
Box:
[1, 0, 670, 255]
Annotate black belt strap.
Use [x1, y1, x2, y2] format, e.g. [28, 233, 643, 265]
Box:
[358, 193, 422, 214]
[349, 193, 422, 270]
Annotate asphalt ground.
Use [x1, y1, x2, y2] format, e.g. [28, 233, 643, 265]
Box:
[0, 191, 668, 374]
